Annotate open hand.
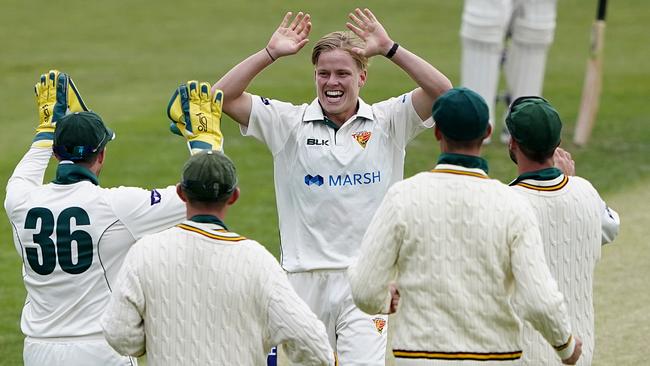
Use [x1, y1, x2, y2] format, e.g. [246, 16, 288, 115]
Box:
[266, 12, 311, 60]
[346, 8, 393, 58]
[553, 147, 575, 176]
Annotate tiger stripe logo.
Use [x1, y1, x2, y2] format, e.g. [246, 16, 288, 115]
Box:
[372, 317, 386, 334]
[352, 131, 371, 148]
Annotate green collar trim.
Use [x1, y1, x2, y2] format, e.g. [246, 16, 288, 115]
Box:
[53, 162, 99, 185]
[321, 117, 340, 131]
[509, 167, 562, 186]
[189, 214, 228, 230]
[437, 153, 489, 174]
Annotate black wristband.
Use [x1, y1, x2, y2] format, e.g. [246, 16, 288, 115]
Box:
[265, 47, 276, 62]
[385, 42, 399, 59]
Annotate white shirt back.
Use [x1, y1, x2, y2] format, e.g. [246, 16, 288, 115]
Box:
[5, 148, 185, 338]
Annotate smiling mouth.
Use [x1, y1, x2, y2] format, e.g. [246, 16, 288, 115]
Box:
[325, 90, 343, 101]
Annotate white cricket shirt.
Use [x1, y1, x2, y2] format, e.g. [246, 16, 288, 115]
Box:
[244, 92, 431, 272]
[5, 147, 185, 339]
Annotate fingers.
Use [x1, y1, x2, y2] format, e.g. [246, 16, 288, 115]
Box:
[199, 82, 210, 103]
[288, 11, 304, 31]
[178, 84, 193, 133]
[355, 8, 372, 24]
[363, 8, 377, 22]
[294, 13, 310, 35]
[346, 22, 365, 38]
[279, 12, 292, 28]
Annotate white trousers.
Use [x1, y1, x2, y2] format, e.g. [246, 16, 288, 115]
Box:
[24, 336, 136, 366]
[288, 270, 388, 366]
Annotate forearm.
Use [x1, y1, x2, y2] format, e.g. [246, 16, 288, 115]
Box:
[390, 45, 452, 101]
[213, 49, 274, 124]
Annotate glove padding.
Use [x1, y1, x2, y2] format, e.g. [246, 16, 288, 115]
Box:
[167, 81, 224, 154]
[33, 70, 88, 148]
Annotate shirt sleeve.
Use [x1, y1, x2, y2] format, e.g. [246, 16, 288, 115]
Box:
[372, 91, 433, 150]
[263, 253, 334, 365]
[240, 95, 304, 156]
[600, 199, 620, 245]
[4, 147, 52, 212]
[105, 185, 185, 240]
[101, 243, 146, 357]
[347, 183, 404, 315]
[509, 206, 576, 361]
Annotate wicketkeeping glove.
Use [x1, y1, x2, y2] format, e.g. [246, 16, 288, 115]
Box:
[33, 70, 89, 148]
[167, 80, 224, 154]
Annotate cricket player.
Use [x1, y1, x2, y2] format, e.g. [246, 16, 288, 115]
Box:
[505, 96, 620, 365]
[212, 8, 452, 364]
[101, 151, 334, 365]
[461, 0, 557, 143]
[4, 72, 221, 365]
[348, 88, 582, 365]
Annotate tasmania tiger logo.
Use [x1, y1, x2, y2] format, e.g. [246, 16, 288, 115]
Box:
[352, 131, 371, 148]
[372, 317, 386, 334]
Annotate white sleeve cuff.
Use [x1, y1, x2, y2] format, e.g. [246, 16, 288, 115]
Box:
[554, 335, 576, 361]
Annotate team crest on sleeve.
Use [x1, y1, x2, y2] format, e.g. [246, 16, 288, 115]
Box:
[372, 317, 386, 334]
[352, 131, 371, 148]
[150, 189, 161, 205]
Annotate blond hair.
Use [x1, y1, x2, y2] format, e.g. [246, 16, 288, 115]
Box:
[311, 31, 368, 71]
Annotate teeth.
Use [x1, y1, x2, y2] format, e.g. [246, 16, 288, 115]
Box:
[325, 91, 343, 97]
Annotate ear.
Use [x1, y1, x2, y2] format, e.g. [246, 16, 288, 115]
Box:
[97, 149, 106, 165]
[176, 184, 188, 203]
[484, 124, 493, 140]
[226, 187, 240, 206]
[358, 69, 367, 88]
[434, 125, 442, 141]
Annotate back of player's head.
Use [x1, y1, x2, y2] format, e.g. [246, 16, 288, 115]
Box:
[432, 87, 489, 145]
[53, 111, 115, 163]
[506, 96, 562, 161]
[181, 150, 238, 204]
[312, 31, 368, 71]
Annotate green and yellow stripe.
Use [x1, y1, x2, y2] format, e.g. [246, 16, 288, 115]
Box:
[516, 175, 569, 192]
[430, 169, 489, 179]
[177, 224, 246, 242]
[554, 335, 573, 352]
[393, 349, 522, 361]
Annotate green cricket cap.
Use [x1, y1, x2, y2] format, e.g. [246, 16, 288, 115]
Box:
[53, 111, 115, 160]
[432, 87, 489, 141]
[506, 96, 562, 153]
[181, 150, 238, 202]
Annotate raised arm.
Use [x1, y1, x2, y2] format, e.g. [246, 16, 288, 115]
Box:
[346, 8, 452, 120]
[213, 12, 312, 126]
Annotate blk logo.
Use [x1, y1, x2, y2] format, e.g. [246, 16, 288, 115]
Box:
[306, 138, 329, 146]
[304, 174, 324, 186]
[150, 189, 162, 205]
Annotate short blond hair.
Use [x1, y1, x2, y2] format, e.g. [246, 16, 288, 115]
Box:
[311, 31, 368, 71]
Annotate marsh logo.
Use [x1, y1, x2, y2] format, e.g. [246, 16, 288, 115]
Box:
[304, 174, 324, 186]
[304, 171, 381, 187]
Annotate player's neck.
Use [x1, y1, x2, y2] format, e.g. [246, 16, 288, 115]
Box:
[517, 158, 554, 175]
[185, 206, 227, 222]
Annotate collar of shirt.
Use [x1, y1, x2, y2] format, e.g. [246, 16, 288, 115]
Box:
[509, 167, 563, 186]
[189, 214, 228, 231]
[302, 98, 374, 130]
[436, 153, 489, 174]
[52, 161, 99, 185]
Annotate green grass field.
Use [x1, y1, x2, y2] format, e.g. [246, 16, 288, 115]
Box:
[1, 0, 649, 364]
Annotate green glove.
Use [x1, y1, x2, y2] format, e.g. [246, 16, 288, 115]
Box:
[33, 70, 88, 148]
[167, 80, 224, 154]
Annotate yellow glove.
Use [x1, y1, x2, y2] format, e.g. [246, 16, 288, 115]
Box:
[167, 81, 224, 154]
[33, 70, 88, 148]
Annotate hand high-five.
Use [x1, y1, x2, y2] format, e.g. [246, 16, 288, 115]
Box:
[346, 8, 394, 58]
[266, 11, 312, 60]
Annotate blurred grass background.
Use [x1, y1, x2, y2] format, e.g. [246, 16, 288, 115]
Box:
[1, 0, 648, 364]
